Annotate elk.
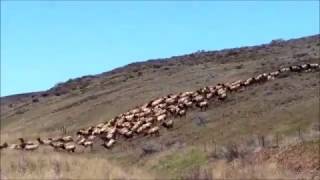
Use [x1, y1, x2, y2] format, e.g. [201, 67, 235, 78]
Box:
[151, 98, 165, 107]
[92, 128, 102, 135]
[118, 127, 130, 136]
[62, 136, 73, 142]
[243, 78, 254, 86]
[193, 95, 205, 103]
[87, 135, 96, 141]
[37, 137, 52, 145]
[154, 109, 167, 117]
[206, 93, 214, 99]
[217, 89, 227, 100]
[197, 101, 209, 111]
[267, 75, 275, 81]
[96, 123, 105, 128]
[77, 137, 86, 145]
[137, 123, 152, 134]
[309, 63, 319, 69]
[290, 65, 302, 72]
[24, 144, 39, 151]
[227, 84, 241, 92]
[180, 91, 194, 97]
[108, 118, 117, 126]
[178, 97, 190, 104]
[167, 105, 180, 115]
[0, 142, 8, 150]
[124, 131, 133, 138]
[157, 114, 167, 122]
[77, 129, 90, 137]
[165, 97, 177, 105]
[62, 143, 76, 152]
[184, 101, 193, 108]
[270, 71, 280, 77]
[131, 121, 144, 133]
[162, 120, 174, 129]
[9, 144, 22, 150]
[148, 126, 160, 136]
[18, 138, 34, 145]
[122, 122, 132, 129]
[130, 108, 141, 114]
[145, 117, 155, 123]
[102, 139, 116, 149]
[300, 64, 310, 70]
[18, 138, 27, 148]
[279, 67, 290, 73]
[178, 109, 186, 118]
[83, 141, 93, 148]
[125, 114, 135, 121]
[49, 142, 64, 151]
[48, 137, 63, 142]
[254, 73, 268, 83]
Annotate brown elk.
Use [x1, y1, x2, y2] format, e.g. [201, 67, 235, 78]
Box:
[148, 126, 160, 136]
[162, 120, 174, 129]
[0, 142, 8, 150]
[102, 139, 116, 149]
[62, 143, 76, 152]
[37, 137, 52, 145]
[24, 144, 39, 151]
[197, 101, 209, 111]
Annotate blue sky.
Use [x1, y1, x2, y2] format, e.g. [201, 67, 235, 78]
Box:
[1, 1, 319, 97]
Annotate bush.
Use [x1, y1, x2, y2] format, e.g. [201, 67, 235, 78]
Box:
[137, 71, 143, 76]
[224, 144, 241, 162]
[32, 98, 39, 103]
[15, 108, 28, 115]
[152, 64, 162, 69]
[140, 143, 160, 157]
[270, 39, 285, 45]
[41, 93, 49, 97]
[235, 64, 244, 69]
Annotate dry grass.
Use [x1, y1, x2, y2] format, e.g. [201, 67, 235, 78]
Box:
[181, 140, 320, 180]
[182, 160, 295, 180]
[0, 150, 153, 180]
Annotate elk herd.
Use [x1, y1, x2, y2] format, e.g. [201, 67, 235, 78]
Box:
[0, 63, 319, 153]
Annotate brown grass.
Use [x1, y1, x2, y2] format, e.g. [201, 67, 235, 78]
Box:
[1, 150, 153, 180]
[182, 160, 295, 180]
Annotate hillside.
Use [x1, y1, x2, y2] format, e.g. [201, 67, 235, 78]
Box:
[1, 34, 320, 179]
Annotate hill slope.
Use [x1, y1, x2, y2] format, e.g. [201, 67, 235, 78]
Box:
[1, 35, 319, 138]
[1, 34, 319, 179]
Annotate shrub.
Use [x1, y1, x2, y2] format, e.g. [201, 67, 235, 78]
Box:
[140, 143, 160, 157]
[152, 64, 162, 69]
[41, 93, 49, 97]
[224, 144, 240, 162]
[15, 108, 28, 115]
[235, 64, 244, 69]
[32, 98, 39, 103]
[137, 71, 143, 76]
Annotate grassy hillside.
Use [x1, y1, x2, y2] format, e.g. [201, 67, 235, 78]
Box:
[1, 34, 319, 179]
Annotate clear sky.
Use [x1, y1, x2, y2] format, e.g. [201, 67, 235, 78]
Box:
[1, 1, 319, 97]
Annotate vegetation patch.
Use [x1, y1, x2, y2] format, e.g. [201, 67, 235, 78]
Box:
[153, 148, 207, 176]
